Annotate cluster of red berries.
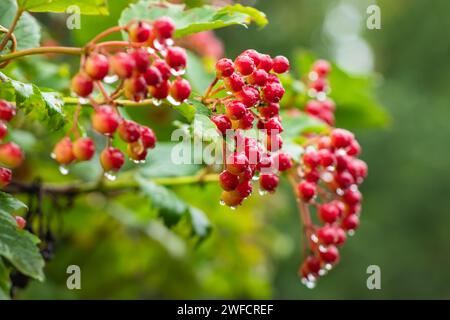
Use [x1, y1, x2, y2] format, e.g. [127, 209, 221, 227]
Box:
[71, 17, 191, 104]
[304, 60, 335, 125]
[209, 50, 291, 207]
[53, 105, 156, 175]
[0, 100, 24, 189]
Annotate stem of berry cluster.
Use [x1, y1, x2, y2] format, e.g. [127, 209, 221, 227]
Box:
[0, 46, 84, 63]
[202, 77, 219, 102]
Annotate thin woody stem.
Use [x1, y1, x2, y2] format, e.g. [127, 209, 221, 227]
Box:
[0, 8, 23, 50]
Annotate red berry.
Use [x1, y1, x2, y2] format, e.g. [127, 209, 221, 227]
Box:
[73, 137, 95, 161]
[335, 170, 354, 189]
[259, 173, 279, 192]
[347, 140, 361, 156]
[226, 152, 249, 175]
[313, 59, 331, 77]
[224, 73, 245, 92]
[310, 78, 327, 92]
[236, 179, 253, 198]
[143, 66, 163, 86]
[118, 120, 141, 143]
[124, 76, 148, 101]
[319, 202, 341, 223]
[234, 54, 255, 76]
[248, 69, 268, 86]
[0, 100, 16, 122]
[343, 188, 362, 205]
[305, 256, 322, 275]
[127, 142, 148, 161]
[272, 55, 290, 73]
[317, 225, 337, 245]
[236, 86, 260, 108]
[153, 17, 175, 39]
[131, 48, 150, 73]
[85, 53, 109, 80]
[242, 49, 260, 65]
[215, 58, 234, 78]
[348, 159, 368, 182]
[0, 142, 24, 168]
[128, 21, 152, 43]
[258, 54, 273, 72]
[91, 105, 120, 135]
[153, 59, 172, 80]
[318, 149, 334, 167]
[15, 216, 26, 229]
[262, 82, 285, 103]
[219, 170, 239, 191]
[0, 167, 12, 188]
[0, 122, 7, 140]
[110, 52, 135, 79]
[273, 152, 292, 171]
[258, 103, 279, 119]
[266, 134, 283, 152]
[220, 190, 243, 207]
[303, 149, 320, 168]
[211, 115, 231, 135]
[304, 169, 320, 182]
[321, 99, 335, 112]
[335, 153, 350, 172]
[100, 147, 124, 172]
[170, 78, 191, 102]
[140, 126, 156, 149]
[334, 227, 347, 245]
[71, 73, 93, 97]
[297, 181, 316, 201]
[264, 117, 283, 134]
[149, 80, 170, 100]
[331, 128, 354, 149]
[52, 137, 75, 165]
[305, 100, 321, 115]
[257, 154, 273, 172]
[225, 101, 246, 120]
[166, 46, 187, 70]
[318, 136, 332, 149]
[319, 245, 339, 264]
[342, 214, 359, 231]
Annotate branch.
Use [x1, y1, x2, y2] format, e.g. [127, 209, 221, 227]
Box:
[63, 97, 170, 108]
[0, 46, 84, 63]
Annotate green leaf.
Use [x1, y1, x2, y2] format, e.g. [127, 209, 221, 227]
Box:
[0, 258, 10, 300]
[191, 113, 221, 143]
[17, 0, 109, 15]
[188, 206, 211, 240]
[185, 50, 214, 94]
[0, 0, 41, 52]
[0, 192, 45, 281]
[119, 1, 267, 39]
[173, 98, 211, 123]
[0, 72, 67, 131]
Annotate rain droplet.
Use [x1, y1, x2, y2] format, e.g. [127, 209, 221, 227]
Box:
[336, 188, 345, 196]
[78, 97, 89, 104]
[318, 269, 327, 276]
[104, 75, 118, 84]
[167, 95, 181, 106]
[348, 230, 355, 237]
[132, 159, 141, 164]
[308, 71, 319, 81]
[219, 200, 225, 206]
[104, 171, 116, 181]
[165, 38, 174, 47]
[229, 206, 237, 210]
[324, 263, 333, 271]
[146, 47, 155, 55]
[59, 165, 69, 175]
[152, 98, 162, 106]
[316, 91, 327, 101]
[170, 68, 185, 77]
[310, 234, 319, 243]
[258, 189, 268, 196]
[50, 152, 56, 160]
[153, 39, 165, 51]
[319, 245, 327, 253]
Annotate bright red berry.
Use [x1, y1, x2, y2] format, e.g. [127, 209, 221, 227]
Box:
[272, 55, 290, 73]
[317, 225, 337, 245]
[170, 78, 191, 102]
[305, 100, 321, 115]
[318, 149, 334, 167]
[128, 21, 152, 43]
[258, 103, 279, 119]
[342, 214, 359, 231]
[211, 115, 231, 135]
[273, 152, 292, 171]
[149, 80, 170, 100]
[110, 52, 135, 79]
[118, 120, 141, 143]
[153, 59, 172, 80]
[143, 66, 163, 86]
[224, 73, 245, 92]
[15, 216, 26, 229]
[242, 49, 261, 66]
[331, 128, 354, 149]
[259, 173, 279, 192]
[100, 147, 125, 172]
[131, 48, 150, 73]
[334, 227, 347, 245]
[85, 53, 109, 80]
[347, 140, 361, 156]
[258, 54, 273, 72]
[262, 82, 285, 103]
[140, 126, 156, 149]
[313, 59, 331, 77]
[266, 133, 283, 151]
[72, 137, 95, 161]
[319, 202, 341, 223]
[248, 69, 268, 86]
[219, 170, 239, 191]
[348, 159, 368, 182]
[264, 117, 283, 134]
[310, 78, 327, 92]
[0, 142, 24, 168]
[0, 100, 16, 122]
[236, 86, 260, 107]
[0, 167, 12, 188]
[236, 179, 253, 198]
[319, 245, 339, 264]
[297, 181, 316, 201]
[343, 188, 362, 205]
[335, 170, 354, 189]
[215, 58, 234, 78]
[52, 137, 75, 165]
[166, 46, 187, 70]
[226, 152, 249, 175]
[153, 17, 175, 40]
[0, 122, 7, 140]
[225, 101, 246, 120]
[234, 54, 255, 76]
[91, 105, 120, 135]
[71, 73, 94, 97]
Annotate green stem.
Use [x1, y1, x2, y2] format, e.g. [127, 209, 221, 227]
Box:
[0, 46, 84, 63]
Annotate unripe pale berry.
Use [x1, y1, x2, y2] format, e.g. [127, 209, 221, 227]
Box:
[100, 147, 125, 172]
[124, 76, 147, 101]
[313, 59, 331, 77]
[220, 190, 243, 207]
[262, 82, 285, 103]
[15, 216, 26, 229]
[0, 100, 16, 122]
[236, 85, 260, 107]
[297, 181, 316, 201]
[259, 173, 279, 192]
[225, 101, 246, 120]
[219, 170, 239, 191]
[118, 120, 141, 143]
[128, 21, 152, 43]
[143, 66, 163, 86]
[92, 105, 120, 135]
[52, 137, 75, 165]
[170, 78, 191, 102]
[110, 52, 135, 79]
[0, 142, 24, 168]
[71, 73, 94, 97]
[258, 54, 273, 72]
[319, 245, 339, 264]
[153, 17, 175, 39]
[216, 58, 234, 78]
[272, 55, 290, 73]
[73, 137, 95, 161]
[140, 126, 156, 149]
[0, 122, 7, 140]
[149, 80, 170, 100]
[166, 46, 187, 70]
[211, 115, 231, 135]
[224, 73, 245, 92]
[131, 48, 150, 73]
[226, 152, 249, 175]
[127, 142, 148, 161]
[234, 54, 255, 76]
[85, 53, 109, 80]
[153, 59, 171, 80]
[0, 167, 12, 188]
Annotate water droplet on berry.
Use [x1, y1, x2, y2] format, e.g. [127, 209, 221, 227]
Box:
[165, 38, 174, 47]
[324, 263, 333, 271]
[152, 98, 162, 106]
[50, 152, 56, 160]
[321, 172, 333, 183]
[229, 206, 237, 210]
[146, 47, 155, 55]
[348, 230, 355, 237]
[318, 269, 327, 276]
[153, 39, 165, 51]
[258, 189, 268, 196]
[336, 188, 344, 196]
[308, 71, 319, 81]
[170, 68, 185, 77]
[59, 165, 69, 175]
[219, 200, 225, 206]
[104, 171, 117, 181]
[310, 234, 319, 243]
[301, 276, 316, 289]
[350, 184, 358, 192]
[319, 245, 327, 253]
[104, 75, 118, 84]
[78, 97, 89, 105]
[132, 159, 141, 164]
[167, 95, 181, 106]
[307, 88, 317, 97]
[316, 91, 327, 101]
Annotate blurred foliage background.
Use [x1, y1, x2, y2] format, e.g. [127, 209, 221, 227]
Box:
[12, 0, 450, 299]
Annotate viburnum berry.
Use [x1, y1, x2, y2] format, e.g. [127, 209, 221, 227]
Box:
[219, 170, 239, 191]
[236, 179, 253, 198]
[100, 147, 124, 172]
[273, 152, 292, 171]
[262, 81, 285, 103]
[153, 17, 175, 40]
[71, 73, 94, 97]
[124, 76, 148, 101]
[266, 133, 283, 152]
[0, 122, 7, 140]
[170, 78, 191, 102]
[211, 115, 231, 135]
[128, 21, 152, 43]
[143, 66, 163, 86]
[331, 128, 354, 149]
[313, 59, 331, 77]
[257, 54, 273, 72]
[226, 152, 249, 175]
[72, 137, 95, 161]
[225, 101, 246, 120]
[258, 103, 279, 119]
[52, 137, 75, 165]
[304, 168, 320, 183]
[153, 59, 172, 80]
[317, 225, 337, 245]
[297, 181, 316, 201]
[0, 167, 12, 188]
[334, 226, 347, 246]
[0, 142, 24, 168]
[301, 256, 322, 277]
[0, 100, 16, 122]
[220, 190, 243, 207]
[215, 58, 234, 78]
[149, 80, 170, 100]
[91, 105, 120, 135]
[248, 69, 268, 87]
[259, 173, 279, 192]
[234, 54, 255, 76]
[140, 126, 156, 149]
[310, 78, 327, 92]
[272, 55, 290, 74]
[131, 48, 150, 73]
[319, 202, 341, 223]
[127, 142, 148, 162]
[341, 214, 359, 231]
[166, 46, 187, 70]
[110, 52, 135, 79]
[118, 120, 141, 143]
[15, 216, 26, 229]
[224, 73, 245, 92]
[343, 188, 362, 206]
[319, 245, 339, 264]
[85, 53, 109, 80]
[264, 117, 283, 134]
[318, 148, 334, 167]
